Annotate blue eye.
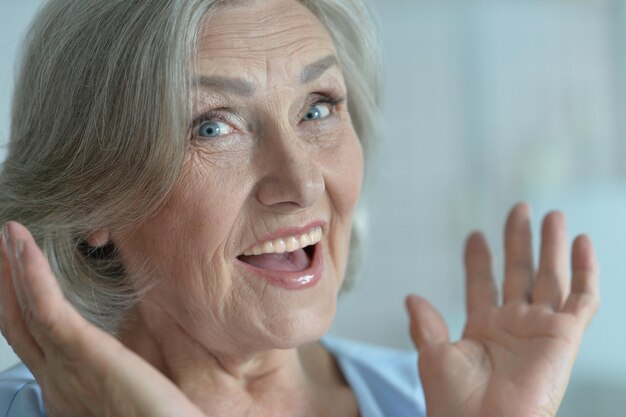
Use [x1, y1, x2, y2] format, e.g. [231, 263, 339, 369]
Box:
[302, 103, 332, 121]
[198, 120, 232, 138]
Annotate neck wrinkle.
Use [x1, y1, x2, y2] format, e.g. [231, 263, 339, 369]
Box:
[118, 308, 328, 410]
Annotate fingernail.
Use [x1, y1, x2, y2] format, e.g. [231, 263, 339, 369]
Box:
[1, 224, 10, 248]
[15, 240, 25, 282]
[15, 240, 24, 264]
[16, 239, 23, 251]
[2, 228, 16, 285]
[2, 225, 14, 263]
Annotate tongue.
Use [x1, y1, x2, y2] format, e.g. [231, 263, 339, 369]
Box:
[239, 248, 311, 272]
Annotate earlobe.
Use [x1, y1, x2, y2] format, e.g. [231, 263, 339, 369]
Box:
[86, 230, 111, 248]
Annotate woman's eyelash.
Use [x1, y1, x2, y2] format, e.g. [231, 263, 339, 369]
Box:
[189, 94, 347, 133]
[310, 95, 346, 110]
[191, 110, 230, 130]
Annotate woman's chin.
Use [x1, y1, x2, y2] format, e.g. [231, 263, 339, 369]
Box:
[260, 301, 337, 350]
[237, 259, 342, 349]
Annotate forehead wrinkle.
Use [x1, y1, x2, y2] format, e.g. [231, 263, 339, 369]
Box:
[201, 0, 334, 54]
[197, 0, 340, 92]
[202, 27, 330, 56]
[198, 41, 337, 91]
[197, 75, 255, 97]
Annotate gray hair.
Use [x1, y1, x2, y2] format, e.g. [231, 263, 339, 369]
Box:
[0, 0, 381, 334]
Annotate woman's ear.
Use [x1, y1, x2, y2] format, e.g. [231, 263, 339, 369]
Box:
[86, 230, 111, 248]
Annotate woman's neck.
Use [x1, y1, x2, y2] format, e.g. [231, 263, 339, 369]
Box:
[118, 309, 358, 416]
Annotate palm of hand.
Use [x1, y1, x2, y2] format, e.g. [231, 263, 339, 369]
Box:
[421, 305, 582, 417]
[407, 205, 599, 417]
[0, 222, 206, 417]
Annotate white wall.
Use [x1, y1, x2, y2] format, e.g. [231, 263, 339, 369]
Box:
[1, 1, 625, 416]
[328, 1, 626, 416]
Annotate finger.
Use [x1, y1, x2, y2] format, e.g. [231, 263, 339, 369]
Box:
[563, 235, 600, 326]
[405, 295, 449, 352]
[0, 228, 13, 311]
[503, 203, 534, 304]
[464, 232, 497, 315]
[0, 225, 46, 372]
[532, 212, 569, 309]
[3, 225, 29, 309]
[3, 222, 83, 351]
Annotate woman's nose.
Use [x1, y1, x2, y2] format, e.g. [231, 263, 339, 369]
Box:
[254, 132, 325, 210]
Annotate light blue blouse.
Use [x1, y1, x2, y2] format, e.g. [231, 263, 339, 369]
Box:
[0, 364, 46, 417]
[322, 336, 426, 417]
[0, 336, 426, 417]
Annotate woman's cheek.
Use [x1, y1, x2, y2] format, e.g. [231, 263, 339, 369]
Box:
[322, 130, 364, 217]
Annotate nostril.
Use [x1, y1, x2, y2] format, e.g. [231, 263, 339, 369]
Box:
[255, 160, 325, 209]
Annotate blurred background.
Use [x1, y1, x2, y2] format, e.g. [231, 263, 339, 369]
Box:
[1, 0, 624, 416]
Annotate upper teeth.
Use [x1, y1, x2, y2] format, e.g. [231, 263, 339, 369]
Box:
[243, 226, 322, 256]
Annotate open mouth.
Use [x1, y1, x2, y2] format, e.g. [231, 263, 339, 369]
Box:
[236, 226, 322, 272]
[237, 244, 316, 272]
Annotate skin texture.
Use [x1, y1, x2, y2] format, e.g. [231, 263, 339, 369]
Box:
[115, 0, 361, 360]
[407, 205, 599, 417]
[107, 1, 363, 413]
[0, 0, 600, 416]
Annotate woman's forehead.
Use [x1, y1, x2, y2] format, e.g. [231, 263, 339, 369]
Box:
[193, 54, 342, 100]
[197, 0, 338, 78]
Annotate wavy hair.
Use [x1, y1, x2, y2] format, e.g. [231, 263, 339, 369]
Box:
[0, 0, 382, 334]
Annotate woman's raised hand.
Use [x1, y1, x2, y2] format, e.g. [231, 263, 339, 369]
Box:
[406, 203, 600, 417]
[0, 222, 205, 417]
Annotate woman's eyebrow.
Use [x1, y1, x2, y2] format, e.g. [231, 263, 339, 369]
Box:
[197, 75, 256, 97]
[195, 54, 339, 96]
[300, 54, 339, 84]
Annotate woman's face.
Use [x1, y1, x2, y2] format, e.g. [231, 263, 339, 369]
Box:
[117, 0, 363, 353]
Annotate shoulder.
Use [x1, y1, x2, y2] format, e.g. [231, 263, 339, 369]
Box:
[321, 335, 426, 417]
[0, 363, 47, 417]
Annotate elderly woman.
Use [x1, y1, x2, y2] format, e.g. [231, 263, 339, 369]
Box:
[0, 0, 599, 416]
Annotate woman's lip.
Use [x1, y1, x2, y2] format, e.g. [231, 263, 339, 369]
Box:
[234, 242, 323, 290]
[239, 220, 326, 255]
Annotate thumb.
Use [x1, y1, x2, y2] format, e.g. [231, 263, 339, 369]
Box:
[405, 294, 450, 352]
